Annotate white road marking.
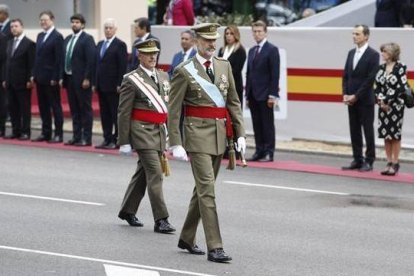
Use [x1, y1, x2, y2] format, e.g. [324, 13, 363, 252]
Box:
[104, 264, 160, 276]
[0, 191, 105, 206]
[223, 181, 350, 196]
[0, 245, 216, 276]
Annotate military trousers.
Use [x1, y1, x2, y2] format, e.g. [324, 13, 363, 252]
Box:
[119, 149, 169, 221]
[180, 152, 223, 251]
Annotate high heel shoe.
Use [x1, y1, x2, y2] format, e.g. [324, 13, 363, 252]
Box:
[387, 163, 400, 176]
[381, 162, 393, 175]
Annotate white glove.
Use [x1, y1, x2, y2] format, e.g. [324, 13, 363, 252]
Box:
[119, 144, 132, 156]
[169, 145, 188, 161]
[235, 137, 246, 154]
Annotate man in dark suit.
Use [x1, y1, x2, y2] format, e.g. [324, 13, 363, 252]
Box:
[0, 32, 7, 137]
[117, 39, 175, 234]
[32, 10, 64, 143]
[342, 25, 379, 172]
[0, 5, 12, 40]
[245, 20, 280, 162]
[168, 30, 196, 79]
[93, 18, 127, 149]
[3, 19, 35, 140]
[375, 0, 402, 27]
[62, 14, 96, 146]
[127, 17, 160, 71]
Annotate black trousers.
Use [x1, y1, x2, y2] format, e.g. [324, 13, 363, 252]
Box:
[36, 83, 64, 138]
[8, 86, 31, 136]
[65, 75, 93, 142]
[0, 85, 7, 133]
[347, 104, 376, 164]
[249, 98, 275, 156]
[97, 89, 119, 143]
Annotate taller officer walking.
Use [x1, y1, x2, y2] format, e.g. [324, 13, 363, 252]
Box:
[168, 23, 246, 263]
[117, 39, 175, 234]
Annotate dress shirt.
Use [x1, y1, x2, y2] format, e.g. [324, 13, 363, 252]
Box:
[42, 26, 55, 42]
[353, 43, 368, 69]
[196, 53, 214, 74]
[140, 64, 158, 83]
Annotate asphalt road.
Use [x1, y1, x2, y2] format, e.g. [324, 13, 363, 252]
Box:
[1, 144, 414, 276]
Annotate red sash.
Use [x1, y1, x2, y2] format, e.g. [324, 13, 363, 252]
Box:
[184, 106, 233, 138]
[131, 109, 167, 124]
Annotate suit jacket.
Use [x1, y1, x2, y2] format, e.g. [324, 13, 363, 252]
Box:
[168, 47, 196, 79]
[168, 56, 245, 155]
[95, 37, 127, 92]
[0, 32, 7, 82]
[375, 0, 402, 27]
[0, 21, 12, 40]
[117, 67, 169, 151]
[218, 45, 247, 97]
[128, 34, 161, 71]
[4, 36, 35, 90]
[63, 31, 96, 88]
[342, 46, 379, 106]
[33, 28, 64, 85]
[246, 41, 280, 101]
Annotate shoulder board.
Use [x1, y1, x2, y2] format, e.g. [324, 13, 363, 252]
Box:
[213, 56, 229, 62]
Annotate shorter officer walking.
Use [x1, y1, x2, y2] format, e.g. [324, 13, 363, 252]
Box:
[168, 23, 246, 263]
[117, 39, 175, 234]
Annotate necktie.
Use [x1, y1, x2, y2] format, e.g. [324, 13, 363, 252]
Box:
[180, 51, 186, 63]
[150, 73, 157, 84]
[204, 60, 214, 83]
[100, 40, 109, 59]
[253, 45, 260, 60]
[11, 38, 18, 56]
[353, 49, 361, 69]
[42, 32, 47, 43]
[65, 35, 76, 73]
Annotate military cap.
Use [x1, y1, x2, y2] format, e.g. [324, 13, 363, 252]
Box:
[191, 23, 221, 39]
[134, 38, 160, 53]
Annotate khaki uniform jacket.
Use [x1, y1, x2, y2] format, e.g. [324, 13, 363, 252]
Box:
[117, 67, 169, 151]
[168, 56, 245, 155]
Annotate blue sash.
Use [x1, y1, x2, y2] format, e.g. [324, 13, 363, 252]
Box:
[183, 61, 225, 107]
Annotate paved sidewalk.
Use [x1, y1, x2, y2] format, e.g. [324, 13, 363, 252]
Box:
[26, 116, 414, 163]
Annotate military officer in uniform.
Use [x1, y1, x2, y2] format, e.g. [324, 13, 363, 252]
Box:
[168, 23, 246, 263]
[117, 39, 175, 234]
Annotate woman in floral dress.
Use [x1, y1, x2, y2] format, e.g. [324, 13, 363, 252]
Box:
[374, 42, 408, 175]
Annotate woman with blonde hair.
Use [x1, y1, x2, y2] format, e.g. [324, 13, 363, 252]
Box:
[374, 42, 408, 175]
[218, 25, 246, 107]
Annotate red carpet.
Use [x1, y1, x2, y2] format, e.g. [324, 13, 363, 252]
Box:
[1, 139, 413, 185]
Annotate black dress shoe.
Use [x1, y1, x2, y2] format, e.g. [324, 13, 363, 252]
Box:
[118, 213, 144, 227]
[48, 136, 63, 143]
[74, 140, 92, 147]
[3, 133, 19, 139]
[341, 161, 362, 170]
[154, 218, 176, 233]
[18, 134, 30, 141]
[358, 162, 373, 172]
[103, 142, 118, 149]
[246, 152, 263, 162]
[207, 248, 232, 263]
[258, 153, 274, 162]
[178, 239, 205, 255]
[64, 139, 80, 145]
[31, 135, 50, 142]
[95, 141, 109, 149]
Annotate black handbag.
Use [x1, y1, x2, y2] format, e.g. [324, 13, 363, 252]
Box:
[404, 86, 414, 108]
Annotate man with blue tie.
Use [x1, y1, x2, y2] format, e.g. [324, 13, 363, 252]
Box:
[93, 18, 127, 149]
[62, 14, 96, 146]
[168, 30, 196, 79]
[127, 17, 160, 71]
[32, 10, 64, 143]
[246, 20, 280, 162]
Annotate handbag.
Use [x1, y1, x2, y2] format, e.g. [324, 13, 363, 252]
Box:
[404, 85, 414, 108]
